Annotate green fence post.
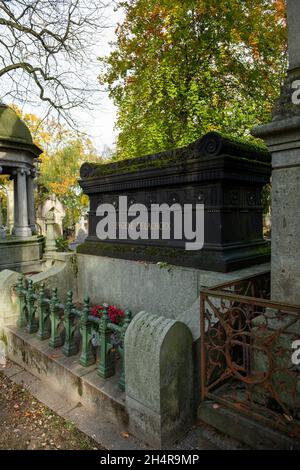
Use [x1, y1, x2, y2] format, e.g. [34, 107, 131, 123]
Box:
[49, 288, 63, 348]
[36, 283, 50, 340]
[79, 297, 95, 367]
[118, 310, 132, 391]
[26, 280, 38, 334]
[63, 291, 78, 357]
[16, 276, 27, 328]
[97, 308, 115, 379]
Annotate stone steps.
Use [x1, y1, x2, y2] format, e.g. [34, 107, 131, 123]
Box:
[198, 400, 300, 450]
[5, 325, 128, 429]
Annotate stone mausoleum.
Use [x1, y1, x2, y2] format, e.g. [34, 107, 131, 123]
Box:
[0, 104, 44, 272]
[79, 132, 271, 272]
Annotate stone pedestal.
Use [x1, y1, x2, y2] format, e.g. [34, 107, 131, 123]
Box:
[252, 0, 300, 305]
[251, 0, 300, 417]
[77, 253, 270, 340]
[0, 235, 44, 273]
[253, 118, 300, 304]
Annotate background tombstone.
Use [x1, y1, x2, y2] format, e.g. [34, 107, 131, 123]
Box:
[36, 194, 66, 238]
[44, 208, 58, 254]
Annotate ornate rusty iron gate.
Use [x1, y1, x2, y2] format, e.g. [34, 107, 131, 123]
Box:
[200, 272, 300, 438]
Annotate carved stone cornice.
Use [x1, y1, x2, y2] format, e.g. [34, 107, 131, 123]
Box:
[80, 155, 270, 195]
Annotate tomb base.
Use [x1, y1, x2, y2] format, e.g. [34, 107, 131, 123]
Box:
[0, 235, 44, 273]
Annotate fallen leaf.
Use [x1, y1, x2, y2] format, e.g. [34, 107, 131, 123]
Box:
[121, 432, 129, 439]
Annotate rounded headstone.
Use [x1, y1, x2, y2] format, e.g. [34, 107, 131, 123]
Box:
[125, 311, 194, 448]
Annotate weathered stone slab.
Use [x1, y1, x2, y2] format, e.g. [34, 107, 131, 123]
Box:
[77, 253, 270, 340]
[0, 235, 44, 273]
[198, 400, 300, 450]
[5, 325, 127, 427]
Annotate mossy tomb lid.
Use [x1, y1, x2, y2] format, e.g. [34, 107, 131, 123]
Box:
[0, 104, 42, 157]
[80, 131, 271, 180]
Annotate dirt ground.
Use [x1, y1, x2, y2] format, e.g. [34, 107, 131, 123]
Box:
[0, 370, 104, 450]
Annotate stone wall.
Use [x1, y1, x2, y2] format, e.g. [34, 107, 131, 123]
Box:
[77, 253, 270, 340]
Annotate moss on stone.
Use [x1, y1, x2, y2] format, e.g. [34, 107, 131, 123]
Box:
[80, 132, 270, 180]
[217, 132, 268, 154]
[0, 104, 42, 156]
[76, 241, 186, 261]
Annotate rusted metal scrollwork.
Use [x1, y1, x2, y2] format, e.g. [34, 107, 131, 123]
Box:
[200, 271, 300, 437]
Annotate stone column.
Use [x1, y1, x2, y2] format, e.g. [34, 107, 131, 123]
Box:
[0, 197, 2, 227]
[0, 195, 5, 239]
[6, 180, 14, 233]
[252, 0, 300, 304]
[12, 175, 18, 235]
[27, 169, 36, 234]
[14, 168, 32, 238]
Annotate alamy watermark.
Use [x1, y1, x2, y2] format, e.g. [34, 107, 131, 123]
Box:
[95, 196, 205, 251]
[291, 340, 300, 366]
[291, 80, 300, 104]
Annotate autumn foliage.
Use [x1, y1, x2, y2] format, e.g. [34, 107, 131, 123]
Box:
[100, 0, 287, 160]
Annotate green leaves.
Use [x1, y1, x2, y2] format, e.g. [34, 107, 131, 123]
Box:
[100, 0, 287, 160]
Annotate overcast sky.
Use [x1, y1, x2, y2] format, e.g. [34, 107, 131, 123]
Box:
[71, 4, 125, 155]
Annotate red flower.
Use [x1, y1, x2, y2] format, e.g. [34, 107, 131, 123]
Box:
[91, 304, 125, 324]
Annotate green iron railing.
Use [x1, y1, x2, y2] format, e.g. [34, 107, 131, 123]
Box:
[15, 276, 132, 391]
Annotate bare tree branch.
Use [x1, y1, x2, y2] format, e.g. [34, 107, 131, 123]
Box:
[0, 0, 110, 126]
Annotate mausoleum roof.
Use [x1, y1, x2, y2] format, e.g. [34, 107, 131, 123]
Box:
[0, 104, 42, 157]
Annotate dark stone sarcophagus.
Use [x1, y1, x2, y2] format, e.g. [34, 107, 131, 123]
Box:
[78, 132, 271, 272]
